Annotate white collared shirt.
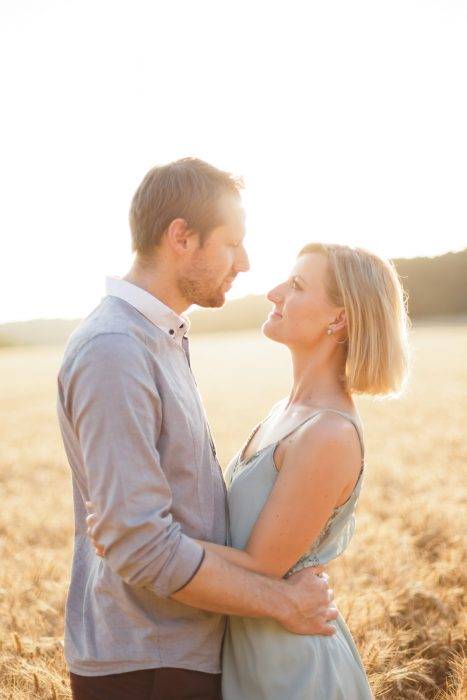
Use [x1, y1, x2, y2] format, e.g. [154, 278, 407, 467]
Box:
[105, 276, 190, 345]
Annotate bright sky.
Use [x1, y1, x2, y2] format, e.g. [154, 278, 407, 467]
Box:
[1, 0, 466, 323]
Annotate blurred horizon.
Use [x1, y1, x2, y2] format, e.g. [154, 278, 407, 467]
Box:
[1, 243, 466, 326]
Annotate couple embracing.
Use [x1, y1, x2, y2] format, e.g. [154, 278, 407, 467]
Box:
[57, 158, 409, 699]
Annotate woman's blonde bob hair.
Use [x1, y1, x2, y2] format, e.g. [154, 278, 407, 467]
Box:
[299, 243, 410, 397]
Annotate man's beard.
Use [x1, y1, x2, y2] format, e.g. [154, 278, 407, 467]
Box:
[177, 263, 228, 308]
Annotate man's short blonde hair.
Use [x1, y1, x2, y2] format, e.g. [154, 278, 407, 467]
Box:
[299, 243, 410, 396]
[129, 158, 243, 255]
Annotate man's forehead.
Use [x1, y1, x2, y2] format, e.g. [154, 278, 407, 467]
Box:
[217, 194, 245, 226]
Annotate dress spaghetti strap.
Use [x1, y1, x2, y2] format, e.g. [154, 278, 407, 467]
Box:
[277, 409, 365, 462]
[238, 407, 365, 468]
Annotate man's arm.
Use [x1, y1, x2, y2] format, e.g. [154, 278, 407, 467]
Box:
[86, 505, 336, 635]
[171, 549, 336, 636]
[64, 332, 205, 598]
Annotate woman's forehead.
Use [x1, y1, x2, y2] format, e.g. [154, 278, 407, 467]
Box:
[292, 251, 328, 281]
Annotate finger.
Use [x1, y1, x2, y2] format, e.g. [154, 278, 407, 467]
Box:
[328, 588, 334, 602]
[311, 565, 325, 575]
[91, 536, 104, 555]
[316, 576, 331, 595]
[326, 605, 339, 621]
[85, 501, 93, 512]
[320, 623, 337, 636]
[86, 515, 98, 532]
[93, 544, 104, 557]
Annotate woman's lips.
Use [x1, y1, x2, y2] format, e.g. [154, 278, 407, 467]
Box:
[268, 310, 282, 319]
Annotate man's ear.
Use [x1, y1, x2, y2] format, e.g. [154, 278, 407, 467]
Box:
[165, 218, 199, 255]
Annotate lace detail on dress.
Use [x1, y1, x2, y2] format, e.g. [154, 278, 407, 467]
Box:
[284, 506, 341, 577]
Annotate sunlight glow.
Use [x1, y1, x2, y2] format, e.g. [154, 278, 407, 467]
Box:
[1, 0, 466, 323]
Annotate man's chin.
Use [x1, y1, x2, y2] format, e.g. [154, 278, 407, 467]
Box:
[195, 292, 226, 309]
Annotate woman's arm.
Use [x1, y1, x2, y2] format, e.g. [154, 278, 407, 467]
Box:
[193, 540, 282, 576]
[204, 412, 362, 579]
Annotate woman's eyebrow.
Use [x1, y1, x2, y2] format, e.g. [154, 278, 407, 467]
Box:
[294, 275, 309, 286]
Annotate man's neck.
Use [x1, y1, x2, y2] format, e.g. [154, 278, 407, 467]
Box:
[123, 259, 189, 316]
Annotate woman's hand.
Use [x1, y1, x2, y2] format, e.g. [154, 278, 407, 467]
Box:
[85, 502, 105, 557]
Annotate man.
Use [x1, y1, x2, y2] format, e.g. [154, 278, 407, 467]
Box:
[57, 158, 337, 700]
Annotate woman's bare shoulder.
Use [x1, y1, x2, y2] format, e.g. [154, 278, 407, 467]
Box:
[279, 410, 362, 481]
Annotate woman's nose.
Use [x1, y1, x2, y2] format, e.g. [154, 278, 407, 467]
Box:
[267, 284, 283, 303]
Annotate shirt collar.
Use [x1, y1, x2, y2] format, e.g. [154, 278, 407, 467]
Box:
[105, 276, 190, 344]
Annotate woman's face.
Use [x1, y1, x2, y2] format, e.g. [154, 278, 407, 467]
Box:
[263, 252, 344, 348]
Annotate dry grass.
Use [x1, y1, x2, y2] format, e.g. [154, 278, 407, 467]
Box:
[0, 323, 466, 699]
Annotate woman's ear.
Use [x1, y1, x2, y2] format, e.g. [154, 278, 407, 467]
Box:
[331, 309, 347, 333]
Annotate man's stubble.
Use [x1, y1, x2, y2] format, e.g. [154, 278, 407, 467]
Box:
[177, 254, 227, 309]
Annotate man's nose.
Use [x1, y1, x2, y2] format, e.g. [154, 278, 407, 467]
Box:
[235, 246, 250, 273]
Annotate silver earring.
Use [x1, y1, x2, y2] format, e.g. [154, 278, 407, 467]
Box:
[327, 327, 333, 335]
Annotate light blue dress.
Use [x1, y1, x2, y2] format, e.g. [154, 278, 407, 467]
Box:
[222, 409, 374, 700]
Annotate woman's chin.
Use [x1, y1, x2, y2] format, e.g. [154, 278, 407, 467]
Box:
[261, 318, 280, 341]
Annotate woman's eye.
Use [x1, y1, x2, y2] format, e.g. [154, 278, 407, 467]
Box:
[291, 279, 300, 290]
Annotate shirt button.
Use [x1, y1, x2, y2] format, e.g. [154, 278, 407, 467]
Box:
[169, 329, 175, 335]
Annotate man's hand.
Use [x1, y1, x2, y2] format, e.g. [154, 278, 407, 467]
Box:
[279, 568, 338, 635]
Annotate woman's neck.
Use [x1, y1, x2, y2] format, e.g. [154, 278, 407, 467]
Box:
[285, 344, 350, 411]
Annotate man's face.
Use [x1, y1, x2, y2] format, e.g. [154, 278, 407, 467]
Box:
[177, 195, 250, 307]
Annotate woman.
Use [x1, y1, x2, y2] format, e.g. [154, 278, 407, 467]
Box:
[197, 242, 409, 699]
[89, 242, 409, 699]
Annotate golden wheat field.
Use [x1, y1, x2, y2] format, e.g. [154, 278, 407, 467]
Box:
[0, 322, 466, 699]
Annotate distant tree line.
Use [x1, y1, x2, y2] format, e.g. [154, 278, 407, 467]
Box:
[394, 249, 467, 317]
[0, 249, 466, 346]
